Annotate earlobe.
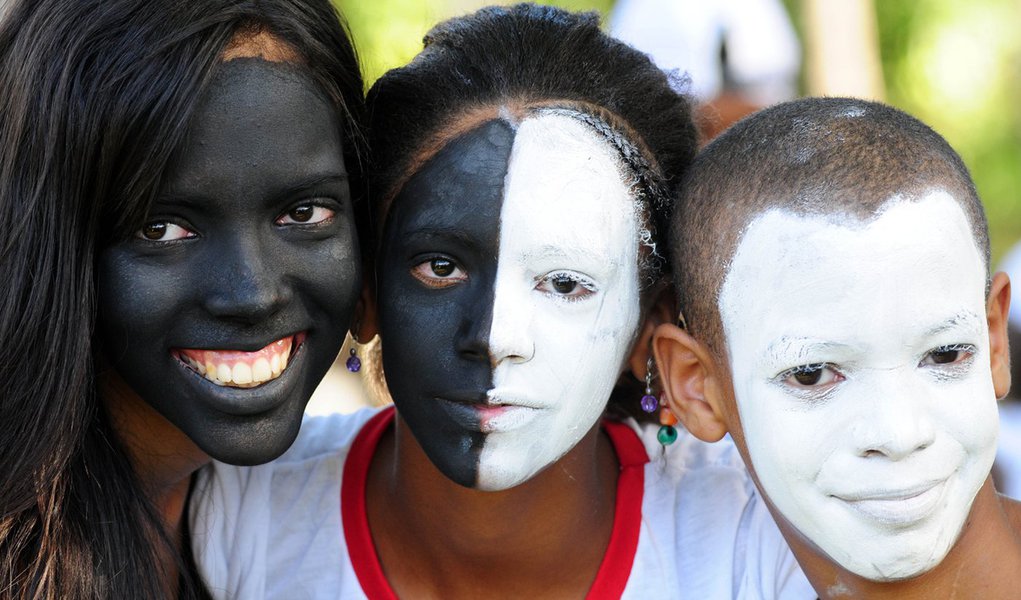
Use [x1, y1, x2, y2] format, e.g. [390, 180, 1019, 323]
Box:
[352, 277, 379, 342]
[988, 271, 1011, 399]
[652, 323, 729, 442]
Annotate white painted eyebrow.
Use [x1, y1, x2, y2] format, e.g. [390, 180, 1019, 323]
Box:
[518, 244, 618, 265]
[763, 336, 862, 369]
[921, 310, 983, 338]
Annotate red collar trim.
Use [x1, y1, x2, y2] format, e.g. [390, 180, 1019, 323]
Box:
[341, 406, 649, 599]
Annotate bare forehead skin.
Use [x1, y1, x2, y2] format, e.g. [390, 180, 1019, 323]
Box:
[221, 28, 301, 63]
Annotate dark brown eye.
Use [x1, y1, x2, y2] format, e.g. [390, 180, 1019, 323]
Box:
[793, 368, 823, 386]
[142, 222, 167, 240]
[929, 349, 960, 364]
[551, 275, 577, 294]
[431, 258, 455, 277]
[288, 205, 314, 223]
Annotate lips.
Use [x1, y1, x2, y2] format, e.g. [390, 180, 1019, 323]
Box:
[173, 332, 305, 388]
[835, 479, 948, 526]
[436, 391, 543, 433]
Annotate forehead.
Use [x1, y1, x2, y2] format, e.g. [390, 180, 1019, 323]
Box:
[164, 59, 345, 196]
[719, 191, 987, 348]
[390, 113, 635, 247]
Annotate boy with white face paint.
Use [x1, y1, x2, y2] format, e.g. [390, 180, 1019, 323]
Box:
[655, 96, 1021, 598]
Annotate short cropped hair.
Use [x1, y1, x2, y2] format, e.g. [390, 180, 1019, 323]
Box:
[672, 97, 989, 359]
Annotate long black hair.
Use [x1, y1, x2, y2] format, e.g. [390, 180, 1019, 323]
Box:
[0, 1, 365, 597]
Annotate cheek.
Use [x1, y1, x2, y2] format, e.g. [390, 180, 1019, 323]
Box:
[936, 376, 999, 459]
[738, 383, 828, 485]
[97, 249, 190, 342]
[296, 235, 361, 316]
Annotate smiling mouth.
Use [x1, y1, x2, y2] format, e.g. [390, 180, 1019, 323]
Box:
[173, 332, 305, 388]
[835, 479, 948, 526]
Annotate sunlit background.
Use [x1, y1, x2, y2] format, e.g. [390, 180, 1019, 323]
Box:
[335, 0, 1021, 262]
[311, 0, 1021, 496]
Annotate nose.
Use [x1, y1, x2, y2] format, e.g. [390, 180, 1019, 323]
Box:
[486, 275, 534, 367]
[457, 275, 534, 366]
[850, 374, 936, 460]
[203, 236, 290, 323]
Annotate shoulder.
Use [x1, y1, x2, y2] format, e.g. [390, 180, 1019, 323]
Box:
[192, 406, 384, 511]
[622, 420, 813, 598]
[275, 406, 382, 463]
[190, 407, 387, 599]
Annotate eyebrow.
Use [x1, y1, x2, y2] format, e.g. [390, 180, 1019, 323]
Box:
[922, 310, 983, 337]
[271, 173, 350, 202]
[520, 244, 616, 264]
[155, 173, 350, 209]
[401, 226, 483, 248]
[763, 336, 861, 368]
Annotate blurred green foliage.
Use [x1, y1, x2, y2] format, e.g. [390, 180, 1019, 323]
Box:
[335, 0, 613, 86]
[872, 0, 1021, 264]
[337, 0, 1021, 261]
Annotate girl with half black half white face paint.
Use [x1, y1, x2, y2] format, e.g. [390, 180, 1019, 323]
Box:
[0, 1, 367, 597]
[189, 5, 813, 599]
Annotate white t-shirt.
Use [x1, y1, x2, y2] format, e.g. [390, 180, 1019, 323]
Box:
[190, 407, 814, 599]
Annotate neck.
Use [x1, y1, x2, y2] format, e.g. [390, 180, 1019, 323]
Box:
[366, 413, 619, 598]
[100, 368, 210, 591]
[792, 477, 1021, 599]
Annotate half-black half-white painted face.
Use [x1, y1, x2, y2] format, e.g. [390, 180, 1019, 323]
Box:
[379, 112, 644, 490]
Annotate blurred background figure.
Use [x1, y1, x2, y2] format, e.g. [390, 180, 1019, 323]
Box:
[311, 0, 1021, 422]
[609, 0, 800, 140]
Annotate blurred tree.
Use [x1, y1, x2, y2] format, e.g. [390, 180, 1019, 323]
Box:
[336, 0, 1021, 261]
[788, 0, 1021, 261]
[334, 0, 613, 86]
[873, 0, 1021, 263]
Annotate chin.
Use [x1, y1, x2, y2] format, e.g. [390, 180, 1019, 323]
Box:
[193, 408, 305, 466]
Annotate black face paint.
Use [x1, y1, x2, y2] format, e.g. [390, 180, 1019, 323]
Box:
[98, 59, 360, 465]
[378, 120, 514, 487]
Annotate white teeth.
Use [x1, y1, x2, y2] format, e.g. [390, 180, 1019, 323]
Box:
[179, 336, 298, 388]
[232, 362, 253, 385]
[253, 358, 272, 383]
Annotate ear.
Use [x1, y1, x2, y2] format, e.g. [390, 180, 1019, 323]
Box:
[988, 271, 1011, 399]
[352, 277, 378, 342]
[652, 322, 729, 442]
[626, 284, 677, 379]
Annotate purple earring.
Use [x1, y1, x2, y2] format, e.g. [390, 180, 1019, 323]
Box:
[345, 346, 361, 373]
[641, 357, 658, 413]
[643, 356, 677, 446]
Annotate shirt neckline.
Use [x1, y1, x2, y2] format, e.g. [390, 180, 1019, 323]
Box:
[341, 406, 649, 599]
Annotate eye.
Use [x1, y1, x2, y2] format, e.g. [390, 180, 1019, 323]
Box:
[777, 363, 844, 389]
[276, 203, 335, 225]
[921, 344, 976, 367]
[136, 221, 195, 242]
[411, 257, 467, 288]
[535, 271, 597, 301]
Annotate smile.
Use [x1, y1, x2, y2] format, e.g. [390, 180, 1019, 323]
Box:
[835, 479, 948, 526]
[173, 332, 305, 388]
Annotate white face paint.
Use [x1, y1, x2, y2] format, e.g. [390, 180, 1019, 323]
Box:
[718, 192, 998, 580]
[475, 112, 642, 490]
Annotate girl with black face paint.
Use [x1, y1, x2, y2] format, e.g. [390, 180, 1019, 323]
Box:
[0, 0, 367, 597]
[192, 4, 812, 598]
